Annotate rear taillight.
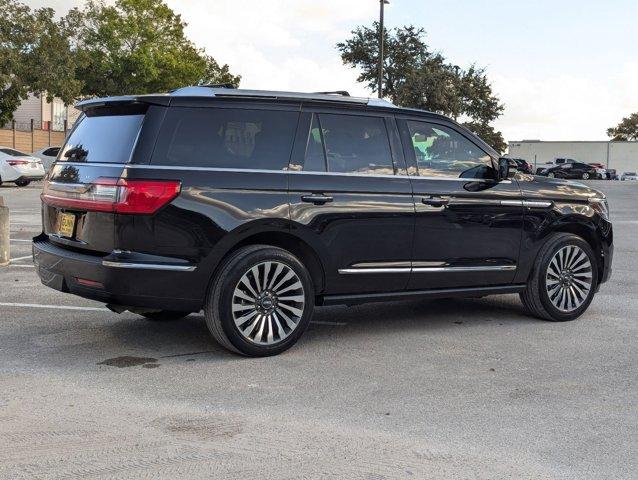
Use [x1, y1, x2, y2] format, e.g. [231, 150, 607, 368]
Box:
[7, 159, 29, 166]
[42, 178, 181, 214]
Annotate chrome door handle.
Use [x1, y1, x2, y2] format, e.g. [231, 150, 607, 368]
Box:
[421, 196, 449, 207]
[301, 194, 334, 205]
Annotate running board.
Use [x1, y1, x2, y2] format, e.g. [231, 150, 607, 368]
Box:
[319, 284, 526, 306]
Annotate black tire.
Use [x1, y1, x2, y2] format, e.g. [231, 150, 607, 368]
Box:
[581, 172, 590, 180]
[520, 233, 598, 322]
[140, 310, 191, 321]
[204, 245, 314, 357]
[15, 179, 30, 187]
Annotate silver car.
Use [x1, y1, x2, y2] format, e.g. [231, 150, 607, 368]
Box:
[32, 146, 61, 172]
[621, 172, 638, 181]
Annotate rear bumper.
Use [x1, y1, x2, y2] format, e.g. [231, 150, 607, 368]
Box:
[32, 234, 202, 312]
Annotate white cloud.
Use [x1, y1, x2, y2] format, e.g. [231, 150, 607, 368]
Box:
[493, 63, 638, 141]
[165, 0, 376, 96]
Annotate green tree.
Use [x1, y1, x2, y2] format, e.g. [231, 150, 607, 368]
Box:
[337, 24, 506, 153]
[607, 113, 638, 141]
[68, 0, 240, 97]
[0, 0, 80, 125]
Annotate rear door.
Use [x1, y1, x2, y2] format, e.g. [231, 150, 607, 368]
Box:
[398, 118, 524, 290]
[288, 108, 414, 295]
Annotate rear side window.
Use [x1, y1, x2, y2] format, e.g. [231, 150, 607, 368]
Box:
[0, 148, 29, 156]
[152, 107, 299, 170]
[42, 147, 60, 157]
[303, 113, 394, 175]
[59, 109, 145, 163]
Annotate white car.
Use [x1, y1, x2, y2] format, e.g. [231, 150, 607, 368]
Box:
[621, 172, 638, 181]
[0, 147, 45, 187]
[32, 146, 61, 172]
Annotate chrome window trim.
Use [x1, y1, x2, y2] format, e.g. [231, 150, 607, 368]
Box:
[102, 260, 196, 272]
[55, 162, 513, 183]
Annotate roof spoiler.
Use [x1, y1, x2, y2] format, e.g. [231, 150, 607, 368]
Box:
[75, 95, 170, 112]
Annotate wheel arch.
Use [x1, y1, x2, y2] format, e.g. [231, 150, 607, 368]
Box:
[210, 230, 326, 295]
[535, 218, 604, 285]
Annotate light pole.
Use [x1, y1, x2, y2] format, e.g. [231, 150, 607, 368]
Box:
[378, 0, 389, 98]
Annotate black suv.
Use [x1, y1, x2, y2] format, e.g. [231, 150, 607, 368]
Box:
[33, 87, 613, 356]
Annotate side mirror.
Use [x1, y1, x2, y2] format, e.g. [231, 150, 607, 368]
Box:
[498, 158, 510, 180]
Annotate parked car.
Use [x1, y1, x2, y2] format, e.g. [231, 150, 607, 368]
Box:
[32, 87, 613, 356]
[503, 157, 533, 174]
[539, 162, 600, 180]
[588, 163, 608, 179]
[33, 146, 61, 172]
[0, 146, 45, 186]
[621, 172, 638, 181]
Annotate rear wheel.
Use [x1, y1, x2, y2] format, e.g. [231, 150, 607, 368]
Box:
[204, 245, 314, 356]
[15, 179, 30, 187]
[140, 310, 190, 321]
[520, 233, 597, 321]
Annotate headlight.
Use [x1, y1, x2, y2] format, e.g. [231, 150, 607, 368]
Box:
[589, 197, 610, 221]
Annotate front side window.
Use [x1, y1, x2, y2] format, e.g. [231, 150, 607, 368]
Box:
[407, 121, 494, 179]
[152, 107, 299, 170]
[303, 113, 394, 175]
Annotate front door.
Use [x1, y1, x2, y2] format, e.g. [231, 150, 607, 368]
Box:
[288, 110, 414, 295]
[398, 118, 524, 290]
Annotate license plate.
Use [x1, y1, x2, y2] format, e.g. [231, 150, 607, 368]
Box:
[58, 212, 76, 238]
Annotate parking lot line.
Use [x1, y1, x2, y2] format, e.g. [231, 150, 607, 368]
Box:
[0, 302, 109, 312]
[0, 302, 347, 326]
[9, 239, 33, 243]
[7, 264, 34, 268]
[10, 255, 33, 262]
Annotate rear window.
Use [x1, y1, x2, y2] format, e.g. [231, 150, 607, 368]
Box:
[0, 148, 29, 156]
[58, 110, 145, 163]
[151, 107, 299, 170]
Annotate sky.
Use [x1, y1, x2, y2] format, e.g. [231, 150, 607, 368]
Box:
[28, 0, 638, 142]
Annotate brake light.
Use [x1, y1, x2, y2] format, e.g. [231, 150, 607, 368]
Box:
[42, 178, 181, 214]
[7, 159, 29, 166]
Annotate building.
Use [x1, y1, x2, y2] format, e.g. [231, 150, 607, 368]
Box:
[9, 92, 81, 131]
[507, 140, 638, 174]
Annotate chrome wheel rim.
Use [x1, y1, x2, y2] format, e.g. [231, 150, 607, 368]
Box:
[546, 245, 593, 312]
[232, 261, 305, 345]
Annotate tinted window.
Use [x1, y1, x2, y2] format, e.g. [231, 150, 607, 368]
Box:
[153, 107, 299, 170]
[407, 121, 494, 179]
[303, 113, 394, 175]
[59, 113, 144, 163]
[43, 147, 60, 157]
[0, 148, 29, 156]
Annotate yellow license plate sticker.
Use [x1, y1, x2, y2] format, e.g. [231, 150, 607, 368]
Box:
[58, 212, 76, 238]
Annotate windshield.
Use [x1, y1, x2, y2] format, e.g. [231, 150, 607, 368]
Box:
[59, 111, 145, 163]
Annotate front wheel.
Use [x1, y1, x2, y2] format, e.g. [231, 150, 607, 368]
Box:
[520, 233, 598, 321]
[582, 172, 590, 180]
[15, 179, 30, 187]
[547, 172, 555, 178]
[204, 245, 314, 356]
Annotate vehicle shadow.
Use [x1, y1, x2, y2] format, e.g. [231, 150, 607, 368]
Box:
[100, 294, 535, 361]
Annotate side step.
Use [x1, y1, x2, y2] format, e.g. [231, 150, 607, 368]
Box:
[319, 284, 526, 306]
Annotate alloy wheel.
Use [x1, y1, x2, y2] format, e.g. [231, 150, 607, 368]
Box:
[231, 261, 305, 345]
[546, 245, 593, 312]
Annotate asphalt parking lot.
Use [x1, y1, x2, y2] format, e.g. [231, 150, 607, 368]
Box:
[0, 181, 636, 479]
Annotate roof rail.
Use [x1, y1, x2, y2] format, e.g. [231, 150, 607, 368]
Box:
[201, 83, 237, 89]
[314, 91, 351, 97]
